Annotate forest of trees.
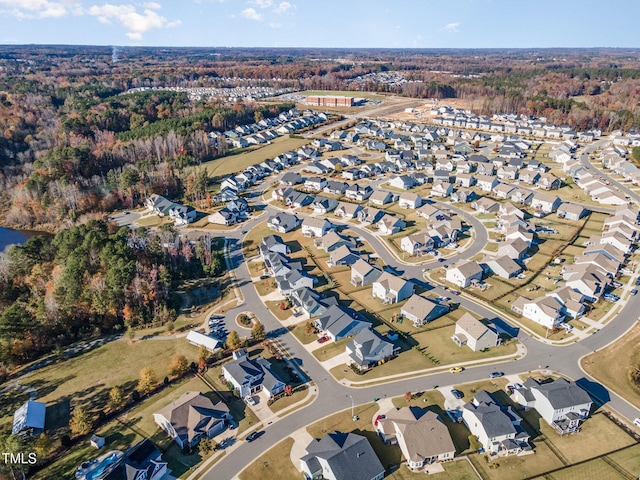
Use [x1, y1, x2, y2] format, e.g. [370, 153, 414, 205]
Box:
[0, 220, 225, 365]
[2, 46, 640, 229]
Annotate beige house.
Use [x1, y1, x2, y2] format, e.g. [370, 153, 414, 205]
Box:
[452, 313, 499, 351]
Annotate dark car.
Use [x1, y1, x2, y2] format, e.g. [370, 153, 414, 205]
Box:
[631, 289, 638, 296]
[259, 275, 270, 280]
[451, 389, 464, 399]
[489, 371, 504, 378]
[246, 431, 263, 442]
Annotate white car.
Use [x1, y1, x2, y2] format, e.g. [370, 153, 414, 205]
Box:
[245, 396, 257, 406]
[633, 417, 640, 427]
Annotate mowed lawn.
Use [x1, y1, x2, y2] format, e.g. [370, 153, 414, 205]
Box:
[15, 338, 199, 422]
[238, 437, 297, 480]
[200, 135, 308, 179]
[581, 321, 640, 409]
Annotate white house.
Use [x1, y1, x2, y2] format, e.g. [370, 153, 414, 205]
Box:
[452, 313, 499, 352]
[372, 272, 414, 304]
[445, 260, 483, 288]
[301, 217, 332, 238]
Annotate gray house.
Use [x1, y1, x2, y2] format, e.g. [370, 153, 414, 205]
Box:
[153, 392, 231, 449]
[345, 328, 399, 371]
[222, 350, 286, 399]
[300, 432, 385, 480]
[350, 259, 383, 287]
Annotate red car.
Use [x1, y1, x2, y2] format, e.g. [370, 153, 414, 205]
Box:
[317, 335, 329, 343]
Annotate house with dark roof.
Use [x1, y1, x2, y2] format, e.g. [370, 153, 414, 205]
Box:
[376, 408, 455, 469]
[315, 305, 370, 342]
[290, 287, 338, 318]
[267, 212, 301, 233]
[103, 439, 168, 480]
[222, 350, 286, 399]
[327, 245, 360, 267]
[512, 377, 592, 434]
[12, 400, 46, 437]
[153, 392, 231, 449]
[462, 390, 530, 455]
[300, 432, 385, 480]
[260, 235, 290, 257]
[346, 328, 398, 371]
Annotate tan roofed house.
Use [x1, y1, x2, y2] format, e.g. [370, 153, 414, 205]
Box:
[452, 313, 499, 351]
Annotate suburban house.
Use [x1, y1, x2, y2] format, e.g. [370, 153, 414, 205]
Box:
[388, 175, 416, 190]
[376, 215, 406, 235]
[208, 207, 237, 226]
[305, 177, 327, 192]
[400, 294, 449, 327]
[462, 390, 530, 455]
[315, 305, 370, 342]
[302, 217, 333, 238]
[445, 260, 483, 288]
[471, 198, 500, 214]
[369, 190, 396, 206]
[351, 259, 383, 287]
[267, 212, 301, 233]
[476, 175, 499, 192]
[345, 184, 373, 201]
[376, 408, 455, 469]
[300, 432, 385, 480]
[260, 235, 290, 257]
[531, 193, 562, 214]
[512, 377, 592, 434]
[311, 196, 339, 214]
[327, 245, 360, 267]
[146, 194, 197, 226]
[222, 350, 286, 399]
[275, 268, 315, 296]
[12, 400, 46, 437]
[483, 255, 523, 279]
[290, 287, 338, 318]
[346, 328, 398, 371]
[357, 206, 385, 224]
[511, 296, 564, 329]
[498, 238, 529, 260]
[334, 202, 363, 219]
[452, 313, 499, 352]
[398, 192, 423, 209]
[400, 232, 435, 256]
[280, 172, 303, 185]
[153, 391, 231, 449]
[314, 231, 357, 253]
[547, 287, 586, 319]
[107, 439, 168, 480]
[372, 272, 414, 304]
[431, 181, 453, 198]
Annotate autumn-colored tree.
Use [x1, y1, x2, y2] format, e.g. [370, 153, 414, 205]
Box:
[69, 405, 92, 436]
[404, 391, 412, 403]
[108, 386, 125, 411]
[252, 321, 265, 341]
[198, 356, 207, 372]
[284, 384, 293, 396]
[169, 354, 189, 377]
[137, 367, 157, 395]
[226, 330, 242, 350]
[198, 345, 210, 360]
[305, 322, 315, 336]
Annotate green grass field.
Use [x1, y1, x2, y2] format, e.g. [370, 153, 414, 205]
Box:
[199, 136, 308, 180]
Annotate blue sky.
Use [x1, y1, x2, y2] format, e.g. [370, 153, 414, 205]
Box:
[0, 0, 638, 48]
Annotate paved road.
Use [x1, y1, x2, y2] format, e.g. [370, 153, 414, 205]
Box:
[194, 137, 640, 479]
[198, 203, 640, 480]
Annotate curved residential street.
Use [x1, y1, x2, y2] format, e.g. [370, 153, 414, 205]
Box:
[193, 161, 640, 480]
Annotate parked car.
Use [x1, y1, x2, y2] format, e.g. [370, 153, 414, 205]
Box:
[246, 431, 261, 442]
[449, 366, 463, 374]
[259, 274, 270, 280]
[631, 289, 638, 296]
[489, 371, 504, 378]
[634, 417, 640, 427]
[451, 389, 464, 399]
[317, 335, 329, 344]
[245, 396, 256, 406]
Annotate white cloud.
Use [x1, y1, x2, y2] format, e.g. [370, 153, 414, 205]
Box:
[273, 1, 292, 14]
[269, 22, 280, 28]
[142, 1, 161, 8]
[88, 3, 180, 39]
[240, 7, 261, 20]
[251, 0, 272, 8]
[444, 22, 460, 32]
[0, 0, 80, 19]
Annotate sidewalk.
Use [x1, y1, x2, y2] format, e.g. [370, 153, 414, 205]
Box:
[341, 342, 527, 387]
